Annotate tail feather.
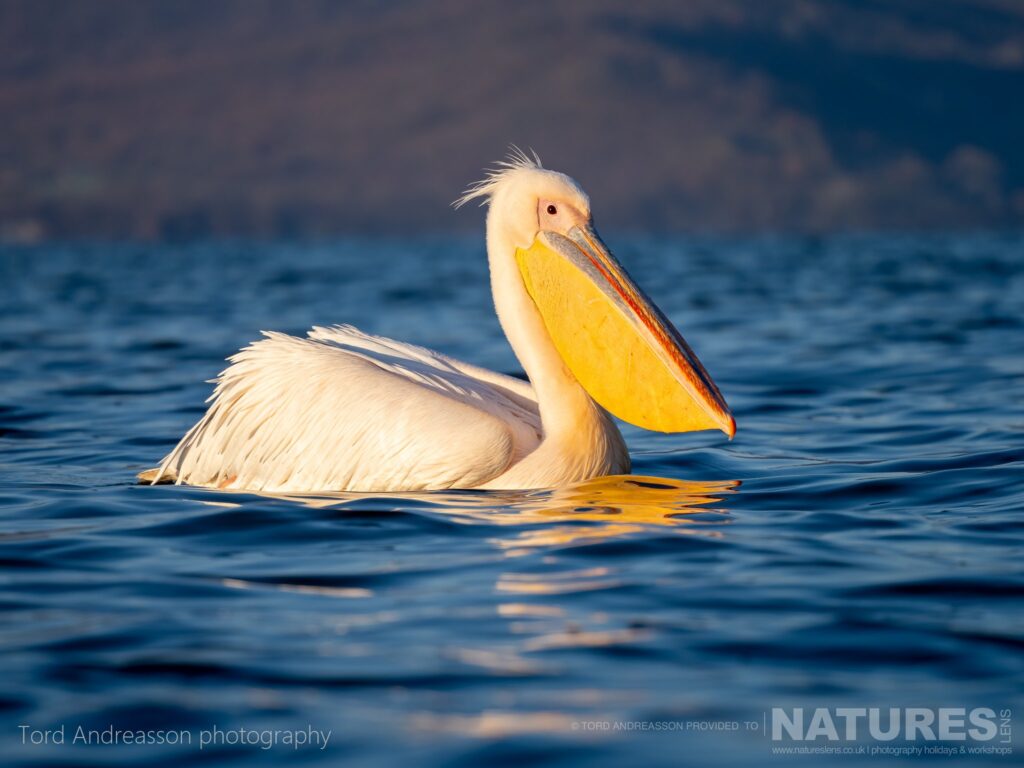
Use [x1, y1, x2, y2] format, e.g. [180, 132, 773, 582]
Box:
[137, 467, 175, 485]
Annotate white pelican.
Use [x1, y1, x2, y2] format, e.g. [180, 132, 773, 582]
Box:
[142, 152, 734, 493]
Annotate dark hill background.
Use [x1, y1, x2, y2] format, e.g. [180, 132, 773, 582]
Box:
[2, 0, 1023, 239]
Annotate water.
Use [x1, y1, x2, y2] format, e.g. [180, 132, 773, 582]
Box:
[1, 234, 1022, 766]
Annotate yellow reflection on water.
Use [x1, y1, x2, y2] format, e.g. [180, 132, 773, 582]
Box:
[497, 567, 618, 594]
[241, 475, 739, 735]
[412, 710, 577, 738]
[497, 603, 566, 618]
[269, 474, 738, 554]
[480, 475, 738, 554]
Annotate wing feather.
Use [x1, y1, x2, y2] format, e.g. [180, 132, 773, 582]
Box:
[155, 327, 541, 492]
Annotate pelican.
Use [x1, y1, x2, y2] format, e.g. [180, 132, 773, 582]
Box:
[142, 152, 734, 493]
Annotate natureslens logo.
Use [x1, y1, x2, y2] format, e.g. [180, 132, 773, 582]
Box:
[771, 707, 1011, 744]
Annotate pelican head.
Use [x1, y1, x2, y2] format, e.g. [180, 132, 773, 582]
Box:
[468, 162, 592, 248]
[458, 150, 735, 440]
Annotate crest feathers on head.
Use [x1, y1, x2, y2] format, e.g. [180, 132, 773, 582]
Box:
[453, 146, 544, 209]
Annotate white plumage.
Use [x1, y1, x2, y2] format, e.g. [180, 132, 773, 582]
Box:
[144, 152, 733, 493]
[152, 325, 543, 492]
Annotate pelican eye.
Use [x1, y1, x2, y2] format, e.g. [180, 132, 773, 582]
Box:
[546, 204, 557, 215]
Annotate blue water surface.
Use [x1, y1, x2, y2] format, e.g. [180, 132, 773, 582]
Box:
[1, 234, 1022, 766]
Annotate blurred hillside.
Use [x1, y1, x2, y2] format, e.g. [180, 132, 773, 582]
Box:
[1, 0, 1023, 239]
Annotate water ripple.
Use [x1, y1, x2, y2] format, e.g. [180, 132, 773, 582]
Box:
[1, 235, 1023, 767]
